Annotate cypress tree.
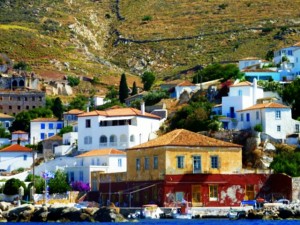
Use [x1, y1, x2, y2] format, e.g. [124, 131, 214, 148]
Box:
[52, 97, 64, 120]
[131, 81, 138, 96]
[119, 73, 129, 103]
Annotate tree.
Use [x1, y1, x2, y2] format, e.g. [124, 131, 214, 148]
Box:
[3, 178, 26, 195]
[192, 63, 244, 83]
[143, 90, 169, 106]
[51, 97, 64, 120]
[68, 95, 89, 111]
[26, 174, 45, 194]
[67, 75, 80, 87]
[13, 61, 31, 71]
[131, 81, 138, 96]
[105, 86, 118, 101]
[119, 73, 129, 103]
[270, 151, 300, 177]
[47, 170, 71, 194]
[282, 78, 300, 118]
[141, 71, 155, 91]
[0, 124, 10, 138]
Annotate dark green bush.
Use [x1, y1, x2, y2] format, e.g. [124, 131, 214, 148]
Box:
[3, 178, 26, 195]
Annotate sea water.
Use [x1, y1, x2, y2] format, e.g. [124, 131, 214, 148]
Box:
[5, 219, 300, 225]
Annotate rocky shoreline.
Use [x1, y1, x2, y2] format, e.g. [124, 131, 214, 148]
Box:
[0, 201, 300, 222]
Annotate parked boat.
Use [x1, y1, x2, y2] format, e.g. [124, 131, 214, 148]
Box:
[141, 204, 164, 219]
[171, 201, 193, 219]
[227, 208, 246, 220]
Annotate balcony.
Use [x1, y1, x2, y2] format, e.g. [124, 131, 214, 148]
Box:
[227, 113, 236, 118]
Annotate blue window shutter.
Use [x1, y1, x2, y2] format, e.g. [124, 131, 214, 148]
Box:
[41, 123, 45, 129]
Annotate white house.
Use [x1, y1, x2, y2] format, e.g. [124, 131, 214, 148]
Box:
[11, 130, 29, 145]
[54, 132, 78, 156]
[219, 79, 264, 129]
[64, 148, 126, 185]
[63, 109, 84, 130]
[236, 102, 300, 142]
[0, 144, 36, 172]
[273, 42, 300, 79]
[174, 81, 199, 99]
[238, 57, 265, 71]
[0, 113, 14, 133]
[30, 118, 63, 144]
[76, 105, 163, 152]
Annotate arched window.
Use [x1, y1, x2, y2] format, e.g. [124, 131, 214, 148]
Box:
[19, 80, 25, 87]
[130, 135, 135, 142]
[12, 80, 18, 87]
[84, 136, 92, 144]
[110, 135, 117, 146]
[99, 135, 108, 146]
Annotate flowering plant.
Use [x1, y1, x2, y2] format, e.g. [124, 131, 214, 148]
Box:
[71, 181, 90, 192]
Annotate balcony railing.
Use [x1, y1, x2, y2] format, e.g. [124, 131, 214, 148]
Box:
[226, 112, 236, 118]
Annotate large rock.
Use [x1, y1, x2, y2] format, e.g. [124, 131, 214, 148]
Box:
[5, 204, 35, 222]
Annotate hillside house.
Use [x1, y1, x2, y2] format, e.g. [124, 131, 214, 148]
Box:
[92, 129, 292, 207]
[236, 102, 300, 142]
[65, 148, 126, 185]
[63, 109, 84, 130]
[0, 113, 14, 133]
[30, 118, 63, 144]
[0, 144, 36, 172]
[11, 130, 29, 145]
[76, 104, 163, 152]
[42, 135, 63, 160]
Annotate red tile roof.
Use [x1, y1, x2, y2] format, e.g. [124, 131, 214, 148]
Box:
[43, 135, 62, 141]
[31, 118, 60, 122]
[63, 109, 85, 115]
[12, 130, 27, 134]
[76, 148, 126, 157]
[177, 81, 196, 87]
[0, 144, 32, 152]
[237, 102, 289, 112]
[78, 107, 161, 119]
[128, 129, 241, 150]
[230, 81, 253, 87]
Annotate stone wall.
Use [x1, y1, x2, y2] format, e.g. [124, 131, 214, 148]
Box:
[292, 177, 300, 202]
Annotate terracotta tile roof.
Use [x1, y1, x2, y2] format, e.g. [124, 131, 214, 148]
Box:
[43, 135, 62, 141]
[230, 81, 253, 87]
[293, 42, 300, 47]
[0, 144, 32, 152]
[239, 57, 260, 61]
[128, 129, 241, 150]
[177, 81, 196, 87]
[12, 130, 27, 134]
[237, 102, 289, 112]
[78, 107, 161, 119]
[31, 118, 60, 122]
[0, 113, 14, 119]
[76, 148, 126, 158]
[63, 109, 85, 115]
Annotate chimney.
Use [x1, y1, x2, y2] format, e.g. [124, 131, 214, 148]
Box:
[141, 101, 145, 115]
[253, 78, 257, 105]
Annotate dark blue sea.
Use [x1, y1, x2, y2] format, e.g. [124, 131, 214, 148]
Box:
[5, 220, 300, 225]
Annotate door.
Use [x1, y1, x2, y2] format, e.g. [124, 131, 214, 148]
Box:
[192, 185, 202, 206]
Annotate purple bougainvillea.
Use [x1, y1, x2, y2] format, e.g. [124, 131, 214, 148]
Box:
[71, 181, 90, 192]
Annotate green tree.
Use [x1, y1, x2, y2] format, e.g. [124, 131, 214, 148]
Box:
[26, 174, 45, 194]
[67, 75, 80, 87]
[131, 81, 138, 96]
[192, 63, 244, 83]
[141, 71, 155, 91]
[105, 86, 118, 101]
[13, 61, 31, 71]
[282, 78, 300, 118]
[58, 126, 73, 136]
[143, 90, 169, 106]
[51, 97, 64, 120]
[270, 151, 300, 177]
[119, 73, 129, 103]
[48, 170, 71, 194]
[0, 124, 10, 138]
[68, 95, 89, 111]
[3, 178, 26, 195]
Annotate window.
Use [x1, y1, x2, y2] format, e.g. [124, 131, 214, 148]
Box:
[17, 106, 21, 110]
[100, 135, 108, 146]
[153, 156, 158, 169]
[97, 158, 100, 165]
[240, 113, 244, 121]
[175, 192, 185, 202]
[79, 171, 84, 181]
[209, 185, 218, 201]
[144, 157, 150, 170]
[238, 90, 242, 96]
[130, 135, 135, 142]
[211, 156, 219, 169]
[296, 124, 299, 133]
[110, 135, 117, 146]
[41, 123, 45, 129]
[23, 155, 27, 161]
[275, 110, 281, 119]
[69, 172, 75, 182]
[256, 111, 259, 120]
[92, 158, 95, 165]
[193, 156, 201, 173]
[177, 156, 184, 169]
[245, 185, 255, 200]
[85, 119, 91, 128]
[136, 158, 140, 171]
[9, 106, 12, 109]
[49, 123, 54, 129]
[57, 123, 62, 129]
[48, 133, 54, 137]
[100, 121, 108, 126]
[118, 159, 122, 167]
[84, 136, 92, 144]
[40, 133, 45, 140]
[277, 125, 281, 132]
[246, 113, 250, 122]
[32, 97, 35, 101]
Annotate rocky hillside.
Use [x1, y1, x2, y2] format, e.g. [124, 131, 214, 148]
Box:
[1, 0, 300, 89]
